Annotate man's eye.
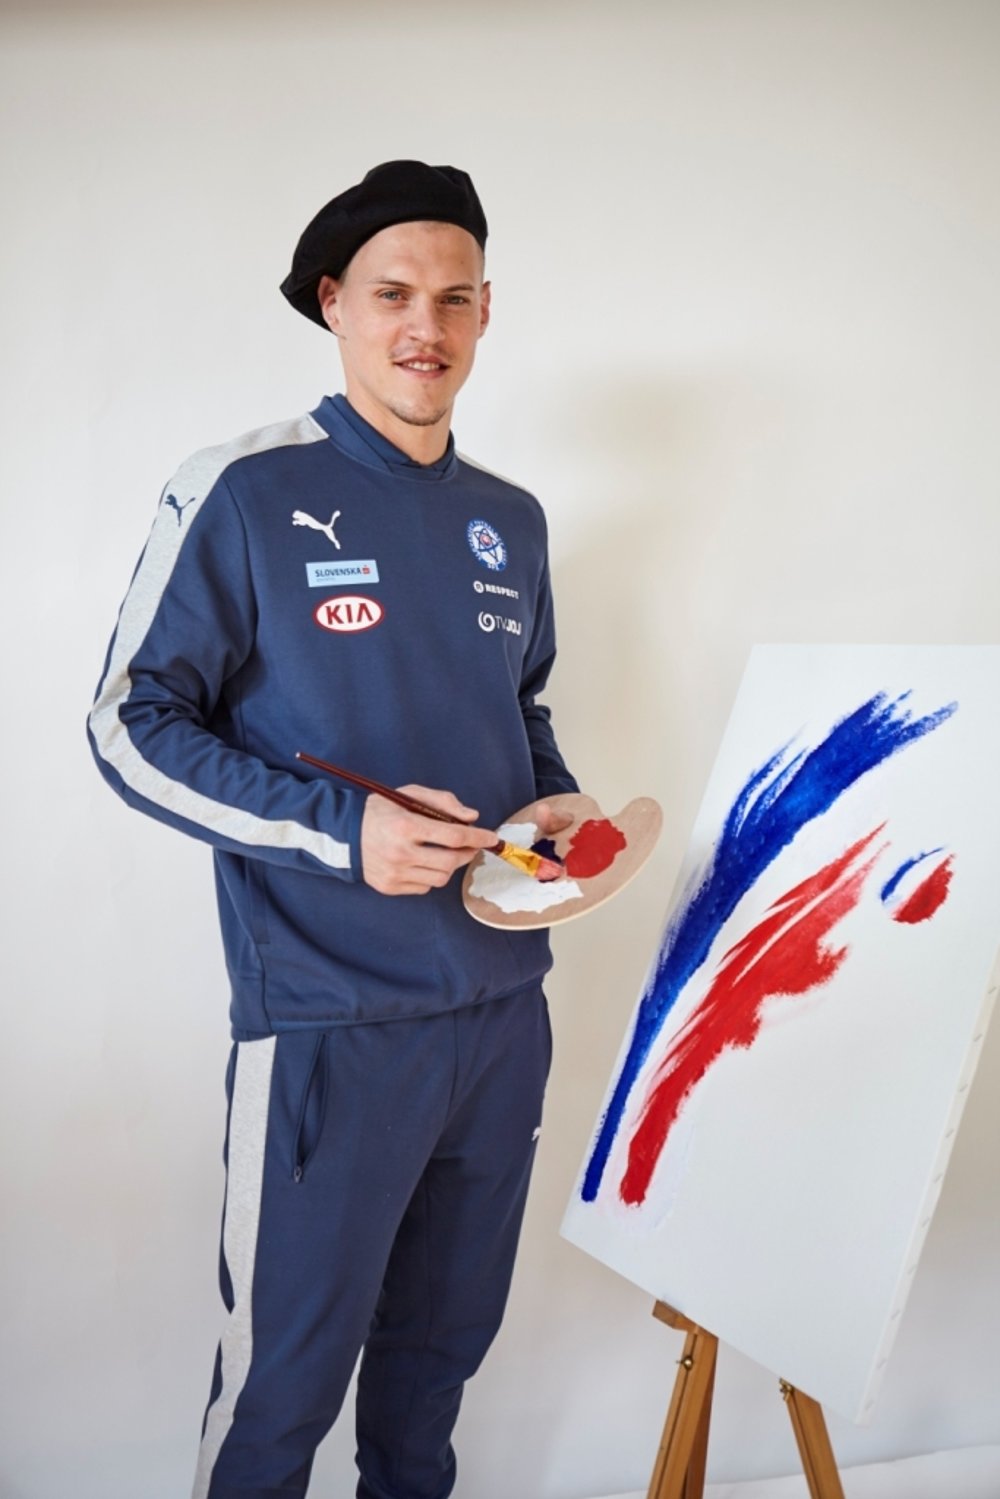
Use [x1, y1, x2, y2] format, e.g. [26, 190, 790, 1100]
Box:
[378, 290, 403, 301]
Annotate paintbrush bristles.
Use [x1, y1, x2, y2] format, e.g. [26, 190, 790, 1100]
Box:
[493, 841, 564, 883]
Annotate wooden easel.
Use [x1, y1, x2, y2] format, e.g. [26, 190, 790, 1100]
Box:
[646, 1302, 845, 1499]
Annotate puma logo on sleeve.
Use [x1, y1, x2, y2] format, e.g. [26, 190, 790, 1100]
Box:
[164, 494, 197, 525]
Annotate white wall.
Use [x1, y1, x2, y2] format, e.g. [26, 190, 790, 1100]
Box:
[1, 3, 998, 1496]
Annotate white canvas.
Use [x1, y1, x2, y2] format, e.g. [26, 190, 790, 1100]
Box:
[562, 645, 1000, 1422]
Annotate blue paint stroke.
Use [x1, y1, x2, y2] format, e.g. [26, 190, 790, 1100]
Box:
[880, 849, 945, 904]
[531, 838, 563, 864]
[581, 690, 957, 1203]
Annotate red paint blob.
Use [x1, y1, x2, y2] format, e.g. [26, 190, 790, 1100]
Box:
[620, 827, 884, 1207]
[892, 856, 953, 924]
[563, 818, 627, 878]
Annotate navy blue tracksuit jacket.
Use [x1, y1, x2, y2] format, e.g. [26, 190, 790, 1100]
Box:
[89, 392, 577, 1035]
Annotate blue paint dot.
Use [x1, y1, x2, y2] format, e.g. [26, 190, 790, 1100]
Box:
[531, 838, 563, 864]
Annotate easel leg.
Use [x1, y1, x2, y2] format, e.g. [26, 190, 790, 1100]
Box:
[646, 1302, 718, 1499]
[780, 1382, 846, 1499]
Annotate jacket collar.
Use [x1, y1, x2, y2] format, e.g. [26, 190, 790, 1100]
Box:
[312, 393, 458, 482]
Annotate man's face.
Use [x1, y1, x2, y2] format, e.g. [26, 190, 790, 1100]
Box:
[317, 220, 490, 457]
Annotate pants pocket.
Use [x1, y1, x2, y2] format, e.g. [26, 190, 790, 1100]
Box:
[291, 1032, 329, 1183]
[247, 861, 271, 945]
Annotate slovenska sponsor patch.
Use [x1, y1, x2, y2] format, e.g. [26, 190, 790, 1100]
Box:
[314, 595, 384, 633]
[306, 559, 379, 587]
[467, 519, 507, 571]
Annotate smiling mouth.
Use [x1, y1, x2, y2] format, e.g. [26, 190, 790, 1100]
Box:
[396, 358, 449, 375]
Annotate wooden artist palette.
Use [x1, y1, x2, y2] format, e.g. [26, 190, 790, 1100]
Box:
[462, 792, 663, 930]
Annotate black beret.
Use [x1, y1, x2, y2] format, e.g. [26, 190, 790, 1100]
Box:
[280, 159, 488, 329]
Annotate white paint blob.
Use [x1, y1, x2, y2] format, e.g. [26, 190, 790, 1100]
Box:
[469, 821, 584, 914]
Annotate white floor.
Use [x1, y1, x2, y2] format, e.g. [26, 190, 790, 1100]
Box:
[596, 1443, 1000, 1498]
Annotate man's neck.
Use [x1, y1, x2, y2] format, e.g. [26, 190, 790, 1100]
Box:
[342, 391, 451, 466]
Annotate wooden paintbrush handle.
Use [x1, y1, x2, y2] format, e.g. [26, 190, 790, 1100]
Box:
[295, 751, 462, 825]
[296, 750, 556, 880]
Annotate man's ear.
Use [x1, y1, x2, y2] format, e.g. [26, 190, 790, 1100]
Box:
[479, 280, 491, 338]
[317, 274, 343, 336]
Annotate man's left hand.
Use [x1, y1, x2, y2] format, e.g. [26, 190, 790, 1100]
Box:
[533, 801, 574, 837]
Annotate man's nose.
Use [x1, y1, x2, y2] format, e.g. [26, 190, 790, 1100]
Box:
[406, 297, 445, 344]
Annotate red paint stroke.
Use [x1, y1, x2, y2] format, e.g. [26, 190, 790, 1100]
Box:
[620, 827, 885, 1206]
[893, 855, 954, 924]
[564, 819, 627, 878]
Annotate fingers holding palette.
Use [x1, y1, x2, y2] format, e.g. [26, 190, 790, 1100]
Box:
[462, 792, 663, 929]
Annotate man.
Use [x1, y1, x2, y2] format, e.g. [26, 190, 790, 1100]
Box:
[88, 160, 577, 1499]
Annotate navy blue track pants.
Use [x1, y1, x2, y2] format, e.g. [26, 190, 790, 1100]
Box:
[192, 985, 552, 1499]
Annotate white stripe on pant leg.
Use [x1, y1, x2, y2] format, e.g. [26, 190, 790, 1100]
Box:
[192, 1036, 277, 1499]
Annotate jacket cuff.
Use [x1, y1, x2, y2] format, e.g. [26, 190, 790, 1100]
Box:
[344, 790, 368, 882]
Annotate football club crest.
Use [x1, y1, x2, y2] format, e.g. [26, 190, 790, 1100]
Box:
[466, 519, 507, 572]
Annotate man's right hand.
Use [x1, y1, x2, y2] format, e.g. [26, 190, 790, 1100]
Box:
[360, 785, 499, 895]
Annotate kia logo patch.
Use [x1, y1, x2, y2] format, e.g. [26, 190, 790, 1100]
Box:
[314, 595, 384, 633]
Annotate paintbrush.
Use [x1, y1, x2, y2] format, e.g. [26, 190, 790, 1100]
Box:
[295, 751, 564, 882]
